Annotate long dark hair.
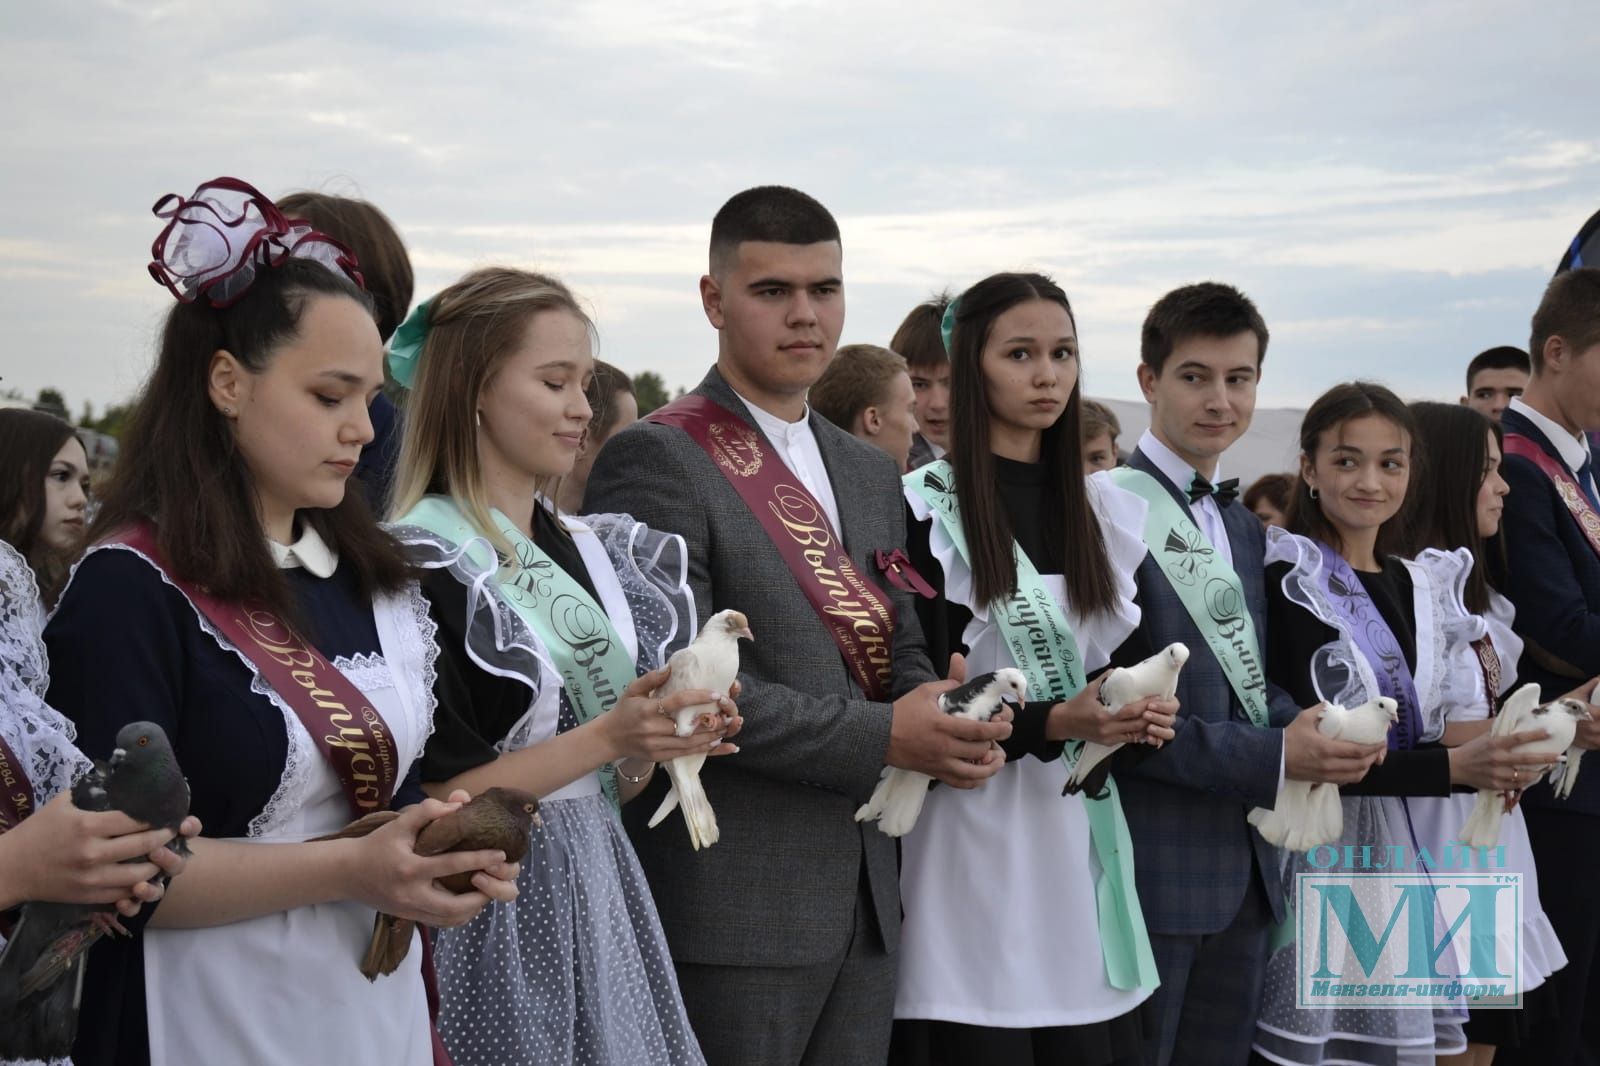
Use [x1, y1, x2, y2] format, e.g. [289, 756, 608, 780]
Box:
[89, 258, 411, 626]
[1405, 401, 1502, 613]
[0, 408, 80, 602]
[945, 272, 1116, 615]
[1285, 381, 1417, 560]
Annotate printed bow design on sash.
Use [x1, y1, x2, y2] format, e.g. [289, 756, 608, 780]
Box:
[1161, 527, 1215, 586]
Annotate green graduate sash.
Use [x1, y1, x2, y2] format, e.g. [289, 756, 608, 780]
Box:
[1109, 468, 1271, 728]
[907, 461, 1158, 992]
[404, 496, 637, 811]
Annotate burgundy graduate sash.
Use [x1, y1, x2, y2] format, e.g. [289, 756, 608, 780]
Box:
[648, 394, 896, 701]
[0, 733, 33, 833]
[1504, 433, 1600, 560]
[108, 524, 399, 818]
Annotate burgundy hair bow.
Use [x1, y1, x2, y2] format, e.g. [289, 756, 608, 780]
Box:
[147, 176, 365, 307]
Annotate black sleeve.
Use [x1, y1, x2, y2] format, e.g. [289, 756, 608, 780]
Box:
[1265, 560, 1326, 709]
[417, 568, 533, 784]
[1340, 745, 1453, 797]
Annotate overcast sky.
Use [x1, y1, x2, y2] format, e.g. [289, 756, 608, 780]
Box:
[2, 1, 1596, 418]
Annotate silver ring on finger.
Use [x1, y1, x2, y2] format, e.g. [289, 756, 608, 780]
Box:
[1513, 767, 1520, 784]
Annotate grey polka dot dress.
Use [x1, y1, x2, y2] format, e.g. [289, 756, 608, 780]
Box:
[406, 510, 706, 1065]
[433, 740, 704, 1065]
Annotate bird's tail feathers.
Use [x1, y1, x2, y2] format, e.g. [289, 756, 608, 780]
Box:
[677, 774, 719, 850]
[1459, 792, 1502, 849]
[360, 913, 415, 981]
[1553, 747, 1584, 800]
[648, 784, 681, 829]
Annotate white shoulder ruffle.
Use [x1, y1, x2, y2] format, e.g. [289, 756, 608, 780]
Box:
[390, 525, 562, 755]
[571, 512, 698, 673]
[905, 472, 1147, 672]
[1263, 526, 1383, 710]
[1402, 548, 1483, 742]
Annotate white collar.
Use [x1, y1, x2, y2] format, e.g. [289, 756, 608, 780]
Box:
[1138, 429, 1223, 498]
[1509, 396, 1592, 475]
[730, 386, 815, 445]
[268, 524, 338, 578]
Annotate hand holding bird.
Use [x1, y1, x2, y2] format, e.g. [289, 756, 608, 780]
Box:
[314, 788, 538, 979]
[1062, 643, 1188, 797]
[857, 668, 1028, 837]
[0, 721, 194, 1062]
[1460, 686, 1590, 847]
[1250, 697, 1397, 852]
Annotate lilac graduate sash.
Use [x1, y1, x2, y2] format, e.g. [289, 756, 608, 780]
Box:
[1312, 542, 1421, 750]
[107, 524, 399, 817]
[648, 395, 896, 701]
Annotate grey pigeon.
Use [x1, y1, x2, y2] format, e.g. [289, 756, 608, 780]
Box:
[0, 721, 191, 1061]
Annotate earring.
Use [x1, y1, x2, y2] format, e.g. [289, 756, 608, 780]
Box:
[475, 410, 482, 429]
[1309, 487, 1320, 500]
[222, 406, 235, 418]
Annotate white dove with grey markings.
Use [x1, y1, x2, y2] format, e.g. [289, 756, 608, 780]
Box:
[855, 668, 1027, 838]
[1459, 684, 1590, 848]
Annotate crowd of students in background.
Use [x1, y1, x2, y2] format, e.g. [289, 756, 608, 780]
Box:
[3, 175, 1600, 1066]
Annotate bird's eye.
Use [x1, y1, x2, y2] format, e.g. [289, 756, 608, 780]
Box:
[138, 736, 149, 747]
[524, 803, 536, 813]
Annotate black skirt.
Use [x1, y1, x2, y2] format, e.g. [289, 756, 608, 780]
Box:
[890, 998, 1154, 1066]
[1461, 977, 1558, 1048]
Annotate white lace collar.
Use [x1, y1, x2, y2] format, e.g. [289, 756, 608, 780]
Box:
[268, 524, 337, 578]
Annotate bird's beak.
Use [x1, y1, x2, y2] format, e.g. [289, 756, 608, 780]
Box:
[110, 747, 126, 768]
[738, 625, 754, 641]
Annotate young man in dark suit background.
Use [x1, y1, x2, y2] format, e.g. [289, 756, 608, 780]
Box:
[1494, 267, 1600, 1066]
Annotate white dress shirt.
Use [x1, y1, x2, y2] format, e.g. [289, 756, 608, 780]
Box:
[1137, 429, 1235, 568]
[730, 387, 844, 536]
[1509, 396, 1600, 500]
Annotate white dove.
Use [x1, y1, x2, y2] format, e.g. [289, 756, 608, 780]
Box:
[646, 609, 752, 850]
[855, 668, 1027, 838]
[1460, 685, 1590, 847]
[1249, 696, 1398, 852]
[1062, 642, 1189, 797]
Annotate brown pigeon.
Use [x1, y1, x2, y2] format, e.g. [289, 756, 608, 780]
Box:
[312, 787, 540, 979]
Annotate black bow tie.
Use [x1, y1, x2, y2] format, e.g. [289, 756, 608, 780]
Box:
[1188, 473, 1240, 506]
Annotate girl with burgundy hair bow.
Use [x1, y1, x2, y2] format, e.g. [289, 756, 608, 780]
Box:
[41, 178, 519, 1066]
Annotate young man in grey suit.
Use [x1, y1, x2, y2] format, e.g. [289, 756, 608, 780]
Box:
[1109, 283, 1386, 1065]
[584, 186, 1011, 1066]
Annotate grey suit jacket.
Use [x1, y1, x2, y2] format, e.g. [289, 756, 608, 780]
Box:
[1114, 448, 1300, 936]
[584, 366, 938, 968]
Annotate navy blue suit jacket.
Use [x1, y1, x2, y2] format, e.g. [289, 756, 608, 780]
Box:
[1496, 407, 1600, 813]
[1114, 449, 1300, 936]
